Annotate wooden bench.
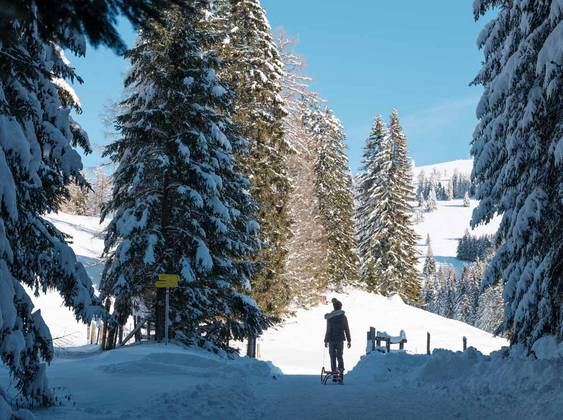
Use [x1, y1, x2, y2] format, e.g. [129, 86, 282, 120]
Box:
[366, 327, 407, 354]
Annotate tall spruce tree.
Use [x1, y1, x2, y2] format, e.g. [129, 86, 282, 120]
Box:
[388, 110, 421, 303]
[355, 112, 421, 304]
[0, 0, 171, 409]
[100, 2, 269, 350]
[471, 0, 562, 346]
[356, 116, 388, 284]
[307, 105, 358, 290]
[218, 0, 292, 317]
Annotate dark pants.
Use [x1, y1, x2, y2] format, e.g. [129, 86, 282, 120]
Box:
[329, 341, 344, 373]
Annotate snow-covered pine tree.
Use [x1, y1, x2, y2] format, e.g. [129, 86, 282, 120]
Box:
[463, 191, 470, 207]
[454, 264, 480, 324]
[308, 105, 358, 291]
[471, 0, 562, 347]
[426, 185, 438, 212]
[388, 110, 422, 304]
[217, 0, 292, 317]
[476, 284, 504, 334]
[422, 246, 436, 278]
[356, 111, 421, 304]
[356, 115, 388, 285]
[100, 2, 269, 350]
[436, 265, 457, 318]
[275, 31, 329, 307]
[0, 0, 168, 407]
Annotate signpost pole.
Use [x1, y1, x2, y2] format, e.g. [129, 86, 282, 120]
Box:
[165, 288, 169, 345]
[156, 274, 178, 345]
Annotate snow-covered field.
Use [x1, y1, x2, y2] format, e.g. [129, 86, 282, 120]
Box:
[414, 198, 501, 272]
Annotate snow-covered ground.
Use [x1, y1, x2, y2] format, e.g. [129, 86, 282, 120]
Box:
[2, 338, 560, 419]
[254, 290, 506, 375]
[414, 198, 501, 272]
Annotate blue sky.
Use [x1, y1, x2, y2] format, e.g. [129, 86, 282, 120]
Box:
[70, 1, 489, 173]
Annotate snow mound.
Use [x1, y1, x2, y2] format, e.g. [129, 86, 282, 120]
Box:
[348, 347, 563, 419]
[2, 343, 282, 419]
[532, 336, 563, 360]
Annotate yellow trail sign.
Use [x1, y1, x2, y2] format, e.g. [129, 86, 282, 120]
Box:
[155, 274, 179, 288]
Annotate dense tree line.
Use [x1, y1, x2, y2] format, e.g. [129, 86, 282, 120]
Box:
[416, 169, 473, 205]
[456, 230, 495, 262]
[99, 0, 359, 351]
[422, 252, 504, 334]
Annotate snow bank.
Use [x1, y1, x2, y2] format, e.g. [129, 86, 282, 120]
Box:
[1, 343, 282, 419]
[348, 345, 563, 419]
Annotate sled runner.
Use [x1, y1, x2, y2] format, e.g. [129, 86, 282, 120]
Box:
[320, 367, 343, 385]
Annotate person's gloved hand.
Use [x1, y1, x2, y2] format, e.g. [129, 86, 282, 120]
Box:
[347, 341, 351, 349]
[324, 342, 328, 348]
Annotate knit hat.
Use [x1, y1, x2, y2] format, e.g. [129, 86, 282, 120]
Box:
[331, 298, 342, 310]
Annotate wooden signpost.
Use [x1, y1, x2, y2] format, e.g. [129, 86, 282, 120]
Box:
[156, 274, 179, 345]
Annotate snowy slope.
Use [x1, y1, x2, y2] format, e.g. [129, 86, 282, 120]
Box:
[413, 159, 473, 177]
[255, 290, 507, 375]
[414, 198, 501, 272]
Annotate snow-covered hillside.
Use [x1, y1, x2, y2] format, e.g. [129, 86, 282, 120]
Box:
[414, 198, 501, 272]
[413, 159, 473, 178]
[255, 290, 507, 374]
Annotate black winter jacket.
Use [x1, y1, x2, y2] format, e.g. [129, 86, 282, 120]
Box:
[324, 310, 351, 343]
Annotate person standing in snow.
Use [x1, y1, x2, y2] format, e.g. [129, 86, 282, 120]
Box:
[324, 298, 351, 378]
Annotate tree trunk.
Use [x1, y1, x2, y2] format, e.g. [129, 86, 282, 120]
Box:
[156, 165, 172, 342]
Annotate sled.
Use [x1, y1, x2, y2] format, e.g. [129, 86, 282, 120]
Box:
[320, 367, 343, 385]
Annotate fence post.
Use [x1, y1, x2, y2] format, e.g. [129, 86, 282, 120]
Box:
[427, 332, 431, 355]
[247, 335, 257, 358]
[463, 336, 467, 351]
[370, 327, 376, 352]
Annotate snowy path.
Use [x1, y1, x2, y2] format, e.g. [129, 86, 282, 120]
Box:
[22, 344, 556, 420]
[253, 374, 514, 420]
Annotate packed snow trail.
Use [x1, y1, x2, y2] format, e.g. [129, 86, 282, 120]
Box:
[19, 343, 561, 420]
